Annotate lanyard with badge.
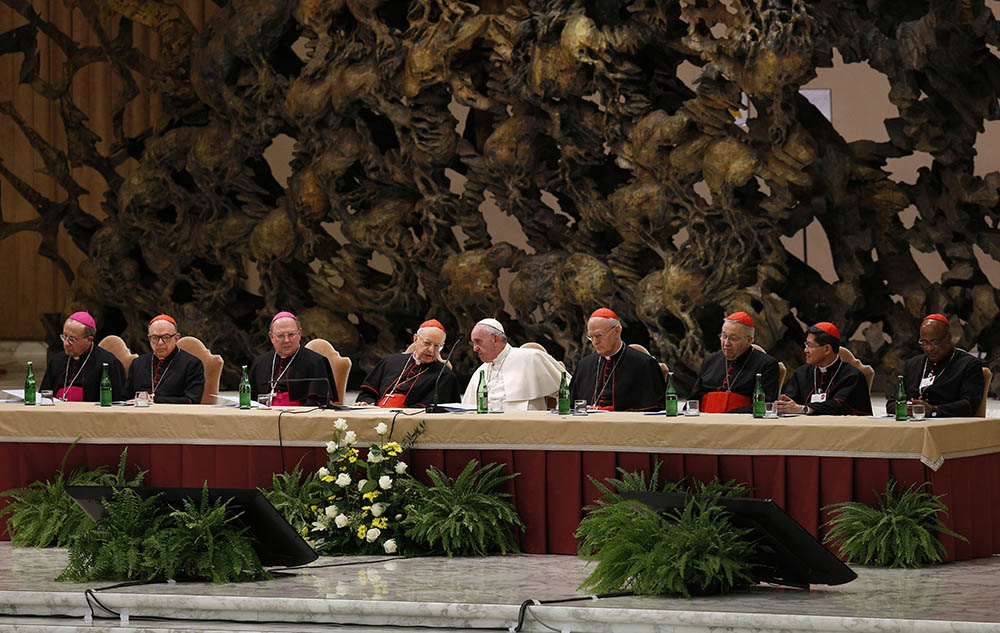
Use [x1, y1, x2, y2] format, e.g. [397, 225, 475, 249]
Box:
[919, 349, 955, 396]
[809, 360, 842, 404]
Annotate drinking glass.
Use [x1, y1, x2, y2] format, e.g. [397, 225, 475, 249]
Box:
[135, 391, 151, 408]
[573, 400, 588, 415]
[258, 393, 273, 410]
[685, 400, 700, 416]
[764, 402, 778, 418]
[911, 404, 925, 421]
[39, 390, 54, 406]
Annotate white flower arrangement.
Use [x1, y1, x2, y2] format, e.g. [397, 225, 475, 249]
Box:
[304, 418, 420, 555]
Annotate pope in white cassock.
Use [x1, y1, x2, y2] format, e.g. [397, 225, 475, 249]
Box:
[461, 318, 568, 410]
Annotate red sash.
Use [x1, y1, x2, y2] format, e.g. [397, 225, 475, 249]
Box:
[700, 391, 751, 413]
[272, 392, 304, 407]
[56, 386, 84, 402]
[595, 405, 614, 411]
[378, 393, 407, 408]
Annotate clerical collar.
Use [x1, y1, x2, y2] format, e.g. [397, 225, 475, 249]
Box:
[278, 346, 300, 361]
[817, 357, 839, 372]
[72, 342, 94, 361]
[602, 341, 624, 361]
[154, 347, 179, 364]
[491, 344, 512, 367]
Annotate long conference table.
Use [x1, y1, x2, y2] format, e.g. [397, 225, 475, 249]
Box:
[1, 403, 998, 561]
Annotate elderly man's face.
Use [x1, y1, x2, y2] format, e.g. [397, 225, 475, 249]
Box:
[269, 317, 302, 358]
[147, 320, 179, 360]
[412, 327, 445, 364]
[587, 317, 622, 357]
[61, 319, 93, 358]
[471, 324, 505, 363]
[919, 320, 953, 363]
[720, 321, 752, 361]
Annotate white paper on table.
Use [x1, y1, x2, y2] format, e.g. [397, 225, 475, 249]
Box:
[213, 394, 264, 408]
[2, 389, 25, 400]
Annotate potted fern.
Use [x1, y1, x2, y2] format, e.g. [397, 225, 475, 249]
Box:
[402, 459, 524, 556]
[1, 442, 145, 548]
[823, 479, 966, 568]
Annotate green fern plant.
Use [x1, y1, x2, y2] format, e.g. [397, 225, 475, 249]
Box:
[403, 459, 524, 556]
[58, 484, 269, 583]
[823, 479, 966, 568]
[1, 442, 145, 548]
[260, 462, 324, 540]
[57, 487, 166, 581]
[146, 483, 269, 583]
[576, 497, 755, 597]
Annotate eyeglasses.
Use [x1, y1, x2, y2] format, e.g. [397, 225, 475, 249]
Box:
[587, 326, 619, 342]
[719, 333, 748, 343]
[804, 341, 824, 349]
[60, 334, 90, 344]
[416, 337, 443, 351]
[147, 334, 177, 344]
[918, 337, 947, 348]
[271, 332, 300, 341]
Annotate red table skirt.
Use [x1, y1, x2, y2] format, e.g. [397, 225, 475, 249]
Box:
[2, 442, 997, 561]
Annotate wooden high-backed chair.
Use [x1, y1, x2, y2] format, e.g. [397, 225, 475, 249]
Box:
[98, 335, 138, 375]
[839, 347, 875, 392]
[752, 343, 787, 392]
[977, 367, 992, 417]
[628, 343, 668, 380]
[305, 339, 351, 405]
[177, 336, 223, 404]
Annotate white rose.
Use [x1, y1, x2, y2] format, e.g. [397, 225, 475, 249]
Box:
[334, 418, 349, 431]
[343, 431, 357, 445]
[325, 441, 337, 454]
[395, 461, 408, 474]
[383, 539, 397, 554]
[357, 478, 368, 491]
[325, 505, 339, 518]
[378, 475, 393, 490]
[366, 527, 381, 542]
[335, 473, 352, 487]
[334, 514, 349, 528]
[368, 452, 384, 464]
[375, 422, 388, 435]
[317, 466, 330, 478]
[370, 503, 386, 517]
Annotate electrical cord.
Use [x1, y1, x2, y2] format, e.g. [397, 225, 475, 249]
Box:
[512, 592, 634, 632]
[277, 405, 322, 473]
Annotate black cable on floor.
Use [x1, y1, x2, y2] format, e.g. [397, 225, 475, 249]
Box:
[512, 592, 634, 632]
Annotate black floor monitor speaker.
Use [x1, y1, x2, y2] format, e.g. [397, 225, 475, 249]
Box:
[620, 491, 857, 589]
[65, 485, 318, 568]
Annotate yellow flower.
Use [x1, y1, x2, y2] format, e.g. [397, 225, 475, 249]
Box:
[363, 491, 380, 501]
[327, 495, 337, 501]
[372, 517, 388, 529]
[357, 524, 367, 539]
[321, 475, 335, 483]
[310, 505, 318, 511]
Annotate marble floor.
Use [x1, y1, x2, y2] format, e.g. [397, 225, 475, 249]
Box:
[0, 543, 999, 632]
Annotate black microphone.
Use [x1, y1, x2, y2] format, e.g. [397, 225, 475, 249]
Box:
[277, 376, 334, 409]
[425, 333, 463, 414]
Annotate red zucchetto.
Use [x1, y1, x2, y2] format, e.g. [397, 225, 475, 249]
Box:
[814, 322, 841, 339]
[726, 311, 754, 328]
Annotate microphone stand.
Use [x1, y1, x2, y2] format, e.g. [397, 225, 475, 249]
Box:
[425, 334, 463, 414]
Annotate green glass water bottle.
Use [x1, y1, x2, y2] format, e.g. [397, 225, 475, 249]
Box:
[100, 363, 112, 406]
[557, 371, 570, 414]
[476, 370, 488, 414]
[24, 361, 36, 406]
[752, 373, 765, 418]
[665, 371, 678, 416]
[895, 375, 907, 421]
[239, 365, 251, 410]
